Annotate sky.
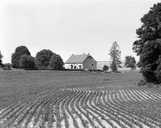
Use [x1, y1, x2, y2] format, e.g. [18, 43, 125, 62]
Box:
[0, 0, 161, 63]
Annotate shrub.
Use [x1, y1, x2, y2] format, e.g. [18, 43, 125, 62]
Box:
[137, 79, 146, 86]
[19, 55, 36, 70]
[103, 65, 109, 72]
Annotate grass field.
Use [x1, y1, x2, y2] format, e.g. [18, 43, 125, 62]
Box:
[0, 70, 161, 128]
[0, 71, 140, 106]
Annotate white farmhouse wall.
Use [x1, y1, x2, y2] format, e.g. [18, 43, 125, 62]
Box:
[64, 64, 71, 69]
[65, 64, 83, 69]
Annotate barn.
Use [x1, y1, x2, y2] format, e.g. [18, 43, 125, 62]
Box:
[65, 54, 97, 70]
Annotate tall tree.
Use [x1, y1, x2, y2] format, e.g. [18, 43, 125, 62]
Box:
[109, 41, 121, 72]
[11, 46, 31, 68]
[133, 3, 161, 83]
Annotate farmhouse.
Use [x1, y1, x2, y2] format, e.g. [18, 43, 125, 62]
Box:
[65, 54, 97, 70]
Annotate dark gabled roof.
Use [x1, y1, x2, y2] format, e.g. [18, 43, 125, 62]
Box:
[65, 54, 91, 64]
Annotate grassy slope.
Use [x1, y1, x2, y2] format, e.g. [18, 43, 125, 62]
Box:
[0, 70, 141, 107]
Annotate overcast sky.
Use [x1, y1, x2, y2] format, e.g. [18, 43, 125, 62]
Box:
[0, 0, 160, 63]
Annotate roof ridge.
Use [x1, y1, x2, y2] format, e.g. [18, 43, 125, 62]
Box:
[65, 53, 92, 64]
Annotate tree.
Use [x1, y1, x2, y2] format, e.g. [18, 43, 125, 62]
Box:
[103, 65, 109, 72]
[109, 41, 121, 72]
[133, 3, 161, 83]
[49, 54, 64, 70]
[12, 46, 31, 68]
[35, 49, 54, 69]
[125, 56, 136, 69]
[19, 55, 36, 70]
[0, 51, 3, 66]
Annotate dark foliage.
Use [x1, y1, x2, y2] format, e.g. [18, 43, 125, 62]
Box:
[137, 79, 147, 86]
[0, 51, 3, 66]
[103, 65, 109, 72]
[19, 55, 36, 70]
[49, 54, 64, 70]
[155, 55, 161, 83]
[125, 56, 136, 69]
[11, 46, 31, 68]
[133, 3, 161, 83]
[133, 3, 161, 55]
[35, 49, 54, 69]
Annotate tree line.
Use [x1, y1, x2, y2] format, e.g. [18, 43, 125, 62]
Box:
[0, 46, 64, 70]
[0, 44, 137, 71]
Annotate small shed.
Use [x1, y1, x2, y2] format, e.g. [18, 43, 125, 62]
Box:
[65, 54, 97, 70]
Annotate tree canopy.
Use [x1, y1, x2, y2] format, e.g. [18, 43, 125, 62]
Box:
[125, 56, 136, 69]
[35, 49, 55, 69]
[133, 3, 161, 55]
[19, 55, 36, 70]
[11, 46, 31, 68]
[133, 3, 161, 83]
[49, 54, 64, 70]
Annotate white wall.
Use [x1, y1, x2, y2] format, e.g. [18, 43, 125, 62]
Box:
[65, 64, 83, 69]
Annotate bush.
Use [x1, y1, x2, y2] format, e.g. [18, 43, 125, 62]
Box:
[103, 65, 109, 72]
[137, 79, 146, 86]
[49, 54, 64, 70]
[19, 55, 36, 70]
